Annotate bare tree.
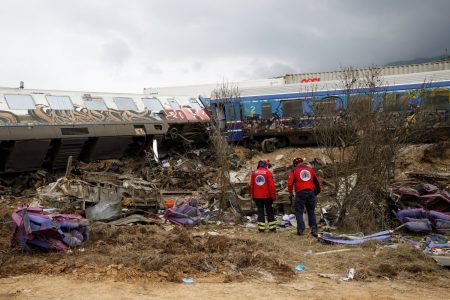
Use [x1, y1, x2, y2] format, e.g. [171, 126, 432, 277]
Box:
[314, 66, 415, 231]
[210, 82, 243, 218]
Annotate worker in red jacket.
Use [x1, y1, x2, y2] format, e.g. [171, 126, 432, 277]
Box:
[250, 160, 277, 232]
[287, 157, 321, 237]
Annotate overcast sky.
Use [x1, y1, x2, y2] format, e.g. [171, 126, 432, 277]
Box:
[0, 0, 449, 93]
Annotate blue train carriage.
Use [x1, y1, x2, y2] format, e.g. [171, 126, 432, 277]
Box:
[0, 88, 169, 173]
[210, 69, 450, 152]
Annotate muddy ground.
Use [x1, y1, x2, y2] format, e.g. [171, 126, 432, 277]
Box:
[0, 143, 449, 299]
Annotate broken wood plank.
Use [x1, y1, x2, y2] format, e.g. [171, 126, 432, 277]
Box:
[314, 248, 362, 256]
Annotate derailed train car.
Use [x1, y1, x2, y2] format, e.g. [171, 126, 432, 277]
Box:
[153, 95, 210, 145]
[0, 87, 210, 173]
[209, 69, 450, 151]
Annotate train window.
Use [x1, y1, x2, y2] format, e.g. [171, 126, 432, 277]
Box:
[314, 97, 337, 115]
[422, 89, 449, 111]
[383, 93, 409, 112]
[189, 99, 202, 110]
[113, 97, 138, 111]
[261, 103, 272, 119]
[348, 95, 372, 112]
[4, 94, 36, 110]
[282, 100, 302, 118]
[83, 98, 108, 111]
[142, 97, 164, 112]
[46, 95, 73, 110]
[168, 99, 181, 110]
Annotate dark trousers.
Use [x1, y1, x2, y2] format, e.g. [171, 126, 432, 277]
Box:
[254, 198, 276, 231]
[295, 190, 317, 233]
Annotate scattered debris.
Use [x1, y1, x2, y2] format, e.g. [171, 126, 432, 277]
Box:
[432, 256, 450, 267]
[345, 268, 355, 280]
[319, 230, 392, 245]
[164, 198, 202, 226]
[37, 173, 162, 212]
[395, 208, 450, 233]
[319, 268, 356, 281]
[1, 143, 449, 288]
[295, 265, 305, 272]
[182, 278, 194, 284]
[389, 183, 450, 214]
[314, 248, 362, 256]
[11, 205, 89, 251]
[106, 214, 157, 226]
[86, 199, 122, 221]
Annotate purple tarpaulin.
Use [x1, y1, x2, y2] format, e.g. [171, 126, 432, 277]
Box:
[395, 208, 450, 233]
[11, 205, 89, 251]
[390, 184, 450, 214]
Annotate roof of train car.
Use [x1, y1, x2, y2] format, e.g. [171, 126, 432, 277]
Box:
[210, 69, 450, 102]
[0, 86, 204, 111]
[283, 59, 450, 84]
[0, 86, 145, 97]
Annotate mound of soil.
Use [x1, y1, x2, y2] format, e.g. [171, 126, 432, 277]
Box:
[0, 222, 294, 283]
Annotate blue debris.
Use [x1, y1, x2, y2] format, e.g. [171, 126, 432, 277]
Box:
[182, 278, 194, 284]
[295, 265, 305, 272]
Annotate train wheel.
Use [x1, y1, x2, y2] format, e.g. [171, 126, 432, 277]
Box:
[261, 138, 276, 153]
[169, 127, 179, 140]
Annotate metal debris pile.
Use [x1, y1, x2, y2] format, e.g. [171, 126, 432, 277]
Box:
[36, 172, 161, 215]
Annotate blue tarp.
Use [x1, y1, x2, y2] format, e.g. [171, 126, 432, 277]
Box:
[319, 230, 392, 245]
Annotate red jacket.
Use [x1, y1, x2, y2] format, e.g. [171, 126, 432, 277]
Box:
[287, 163, 321, 194]
[250, 167, 277, 200]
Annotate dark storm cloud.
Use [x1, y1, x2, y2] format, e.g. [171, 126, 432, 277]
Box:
[0, 0, 449, 92]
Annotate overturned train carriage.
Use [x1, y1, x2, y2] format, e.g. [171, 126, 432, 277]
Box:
[0, 88, 187, 173]
[210, 68, 450, 151]
[154, 96, 211, 147]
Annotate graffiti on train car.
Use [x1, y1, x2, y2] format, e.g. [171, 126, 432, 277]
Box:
[0, 105, 159, 125]
[180, 107, 210, 121]
[241, 117, 316, 135]
[163, 107, 210, 122]
[0, 111, 19, 123]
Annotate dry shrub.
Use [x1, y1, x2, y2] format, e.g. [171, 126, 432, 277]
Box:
[356, 245, 444, 281]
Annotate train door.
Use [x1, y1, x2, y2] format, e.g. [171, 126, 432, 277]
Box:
[215, 103, 226, 129]
[224, 102, 243, 142]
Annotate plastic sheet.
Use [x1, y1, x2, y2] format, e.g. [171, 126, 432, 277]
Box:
[85, 199, 122, 221]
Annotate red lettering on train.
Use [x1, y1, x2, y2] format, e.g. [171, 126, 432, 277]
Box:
[300, 77, 321, 83]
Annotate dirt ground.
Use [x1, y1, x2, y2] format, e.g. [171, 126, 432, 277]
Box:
[1, 142, 449, 299]
[1, 274, 449, 300]
[1, 213, 449, 299]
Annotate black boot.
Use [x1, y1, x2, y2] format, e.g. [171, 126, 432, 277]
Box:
[310, 227, 318, 237]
